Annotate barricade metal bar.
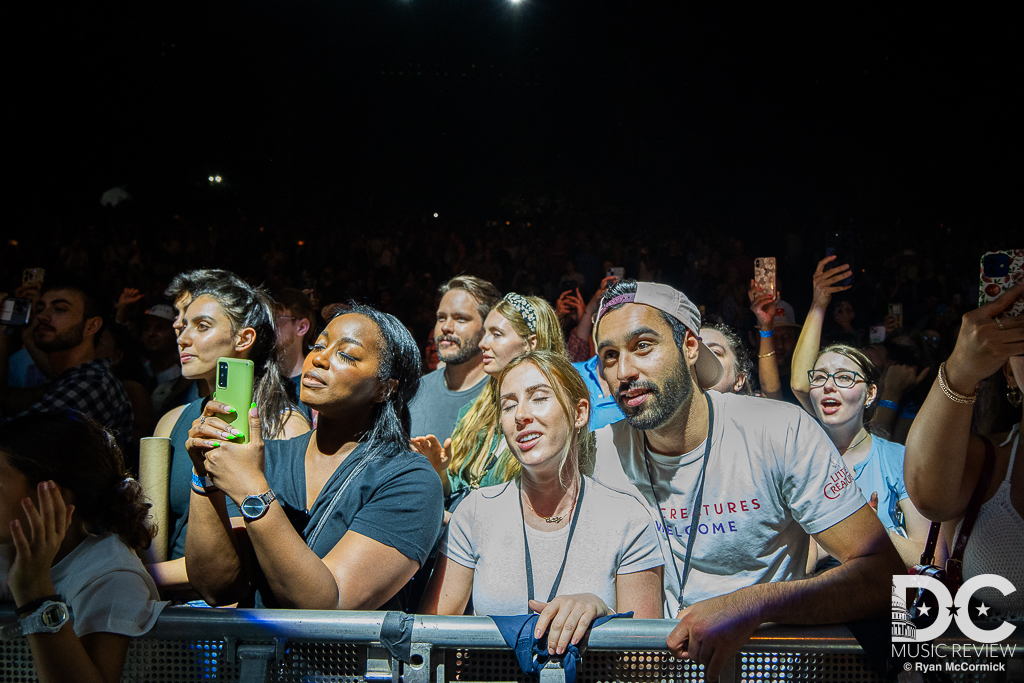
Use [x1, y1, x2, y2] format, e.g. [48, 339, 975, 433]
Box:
[3, 604, 1023, 683]
[3, 604, 1023, 650]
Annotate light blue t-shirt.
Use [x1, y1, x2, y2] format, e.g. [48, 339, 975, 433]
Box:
[851, 436, 908, 533]
[573, 356, 625, 431]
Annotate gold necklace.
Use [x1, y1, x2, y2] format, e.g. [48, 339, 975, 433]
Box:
[522, 486, 578, 524]
[841, 430, 870, 456]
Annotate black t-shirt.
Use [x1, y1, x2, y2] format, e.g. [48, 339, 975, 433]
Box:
[256, 432, 445, 609]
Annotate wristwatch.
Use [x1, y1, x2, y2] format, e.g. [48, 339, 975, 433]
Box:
[0, 601, 72, 641]
[240, 489, 277, 521]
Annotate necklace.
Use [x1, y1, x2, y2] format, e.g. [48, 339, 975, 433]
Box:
[522, 484, 579, 523]
[841, 430, 870, 456]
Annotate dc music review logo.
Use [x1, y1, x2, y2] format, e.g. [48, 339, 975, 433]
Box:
[891, 574, 1017, 644]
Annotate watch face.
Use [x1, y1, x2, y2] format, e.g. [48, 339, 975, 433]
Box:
[241, 496, 267, 519]
[40, 604, 67, 629]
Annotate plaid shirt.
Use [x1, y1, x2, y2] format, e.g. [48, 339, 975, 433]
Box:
[6, 358, 134, 449]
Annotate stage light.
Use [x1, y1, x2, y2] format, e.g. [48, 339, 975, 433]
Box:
[433, 213, 439, 218]
[215, 176, 222, 182]
[209, 176, 214, 181]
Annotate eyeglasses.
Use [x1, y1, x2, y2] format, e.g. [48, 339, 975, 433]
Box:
[807, 370, 866, 389]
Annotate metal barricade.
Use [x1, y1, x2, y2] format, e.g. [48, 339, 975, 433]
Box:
[2, 605, 1022, 682]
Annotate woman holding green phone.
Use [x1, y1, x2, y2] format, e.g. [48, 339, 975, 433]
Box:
[147, 274, 309, 596]
[184, 305, 444, 610]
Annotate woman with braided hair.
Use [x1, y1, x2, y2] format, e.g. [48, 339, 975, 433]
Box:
[413, 293, 566, 510]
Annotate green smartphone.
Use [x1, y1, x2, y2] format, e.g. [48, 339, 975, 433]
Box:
[213, 357, 254, 444]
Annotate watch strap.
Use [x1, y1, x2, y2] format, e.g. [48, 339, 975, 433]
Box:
[15, 594, 62, 618]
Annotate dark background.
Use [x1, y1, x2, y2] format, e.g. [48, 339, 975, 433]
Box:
[8, 3, 1017, 236]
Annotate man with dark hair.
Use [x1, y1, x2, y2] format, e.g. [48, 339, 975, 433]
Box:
[274, 287, 316, 421]
[0, 281, 133, 448]
[408, 275, 501, 445]
[591, 279, 903, 681]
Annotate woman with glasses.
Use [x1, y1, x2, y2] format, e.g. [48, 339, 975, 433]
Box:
[791, 257, 932, 569]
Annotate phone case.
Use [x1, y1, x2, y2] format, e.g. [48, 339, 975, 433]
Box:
[754, 257, 776, 296]
[213, 357, 255, 444]
[979, 249, 1024, 316]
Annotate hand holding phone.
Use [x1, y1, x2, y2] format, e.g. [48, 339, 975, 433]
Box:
[824, 231, 854, 287]
[213, 358, 255, 444]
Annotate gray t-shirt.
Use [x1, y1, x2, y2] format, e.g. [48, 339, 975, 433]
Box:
[592, 390, 867, 617]
[409, 367, 488, 442]
[440, 476, 664, 616]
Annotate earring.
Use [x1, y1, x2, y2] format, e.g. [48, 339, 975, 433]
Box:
[1008, 385, 1023, 408]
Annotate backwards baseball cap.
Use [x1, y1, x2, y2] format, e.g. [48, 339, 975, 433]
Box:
[596, 282, 724, 389]
[143, 304, 176, 322]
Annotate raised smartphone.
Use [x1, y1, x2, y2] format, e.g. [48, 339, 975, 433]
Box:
[607, 267, 625, 279]
[869, 325, 886, 344]
[979, 249, 1024, 317]
[213, 357, 254, 444]
[0, 297, 32, 326]
[824, 231, 855, 287]
[888, 303, 903, 329]
[22, 268, 45, 285]
[754, 257, 777, 297]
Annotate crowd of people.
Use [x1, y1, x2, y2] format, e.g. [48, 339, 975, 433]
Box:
[0, 219, 1021, 683]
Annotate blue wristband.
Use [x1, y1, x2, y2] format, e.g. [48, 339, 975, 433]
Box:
[759, 329, 774, 338]
[191, 468, 218, 493]
[877, 399, 899, 411]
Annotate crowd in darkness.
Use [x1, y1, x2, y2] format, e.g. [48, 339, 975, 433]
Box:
[0, 210, 998, 366]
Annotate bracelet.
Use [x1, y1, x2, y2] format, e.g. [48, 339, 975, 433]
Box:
[758, 351, 776, 358]
[16, 595, 62, 618]
[876, 399, 899, 411]
[191, 468, 218, 493]
[937, 362, 977, 405]
[759, 329, 774, 338]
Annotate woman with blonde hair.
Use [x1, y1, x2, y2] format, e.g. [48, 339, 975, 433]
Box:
[422, 351, 663, 653]
[414, 293, 565, 505]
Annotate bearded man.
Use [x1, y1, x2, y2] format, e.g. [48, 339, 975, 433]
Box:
[591, 280, 903, 681]
[408, 275, 501, 445]
[0, 280, 132, 448]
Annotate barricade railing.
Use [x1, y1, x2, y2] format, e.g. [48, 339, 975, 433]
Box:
[2, 605, 1022, 682]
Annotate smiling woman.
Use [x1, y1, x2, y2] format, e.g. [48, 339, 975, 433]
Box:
[421, 351, 663, 654]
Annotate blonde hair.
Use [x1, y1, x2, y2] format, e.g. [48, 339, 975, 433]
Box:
[495, 351, 595, 486]
[448, 295, 565, 486]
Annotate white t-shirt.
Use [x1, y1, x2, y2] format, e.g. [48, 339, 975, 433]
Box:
[1, 533, 166, 637]
[592, 390, 867, 617]
[440, 476, 664, 616]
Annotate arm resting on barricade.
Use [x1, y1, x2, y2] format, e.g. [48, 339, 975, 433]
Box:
[668, 505, 904, 681]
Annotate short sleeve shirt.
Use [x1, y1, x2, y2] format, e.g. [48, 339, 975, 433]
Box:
[4, 358, 133, 449]
[591, 391, 866, 616]
[440, 477, 664, 615]
[258, 433, 445, 609]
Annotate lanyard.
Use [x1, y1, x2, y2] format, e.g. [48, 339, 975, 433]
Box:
[643, 391, 714, 608]
[519, 477, 586, 610]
